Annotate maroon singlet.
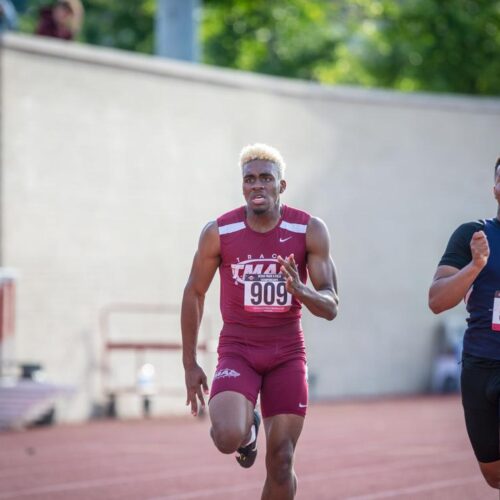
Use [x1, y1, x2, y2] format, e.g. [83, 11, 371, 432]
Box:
[218, 204, 310, 335]
[210, 205, 311, 418]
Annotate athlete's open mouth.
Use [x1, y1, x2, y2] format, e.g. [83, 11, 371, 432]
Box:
[252, 194, 266, 204]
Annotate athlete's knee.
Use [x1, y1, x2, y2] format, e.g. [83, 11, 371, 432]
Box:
[482, 469, 500, 489]
[266, 442, 294, 485]
[479, 461, 500, 490]
[210, 423, 245, 454]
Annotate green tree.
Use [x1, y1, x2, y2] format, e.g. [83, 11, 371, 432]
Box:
[318, 0, 500, 95]
[19, 0, 155, 54]
[202, 0, 500, 95]
[201, 0, 340, 81]
[82, 0, 155, 54]
[18, 0, 500, 95]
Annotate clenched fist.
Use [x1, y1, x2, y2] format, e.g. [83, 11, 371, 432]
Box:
[470, 231, 490, 269]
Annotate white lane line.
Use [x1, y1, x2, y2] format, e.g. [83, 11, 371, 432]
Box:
[150, 452, 474, 500]
[343, 475, 484, 499]
[149, 481, 263, 500]
[0, 465, 229, 499]
[0, 449, 474, 499]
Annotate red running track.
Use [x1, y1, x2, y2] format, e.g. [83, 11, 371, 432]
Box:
[0, 396, 495, 499]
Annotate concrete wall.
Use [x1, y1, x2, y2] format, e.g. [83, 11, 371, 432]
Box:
[2, 33, 500, 421]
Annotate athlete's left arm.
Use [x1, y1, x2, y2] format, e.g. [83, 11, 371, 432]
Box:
[278, 217, 338, 320]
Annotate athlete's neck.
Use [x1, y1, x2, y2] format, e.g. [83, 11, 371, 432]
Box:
[497, 206, 500, 222]
[246, 204, 282, 233]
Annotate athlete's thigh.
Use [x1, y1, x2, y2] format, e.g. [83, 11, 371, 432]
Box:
[209, 391, 255, 434]
[210, 354, 261, 406]
[461, 359, 500, 463]
[260, 357, 308, 418]
[209, 354, 261, 428]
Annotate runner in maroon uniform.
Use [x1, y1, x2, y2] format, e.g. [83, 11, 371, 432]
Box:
[182, 143, 338, 499]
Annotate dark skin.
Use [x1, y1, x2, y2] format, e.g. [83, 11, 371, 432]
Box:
[182, 160, 338, 413]
[181, 159, 338, 499]
[428, 165, 500, 489]
[428, 168, 500, 314]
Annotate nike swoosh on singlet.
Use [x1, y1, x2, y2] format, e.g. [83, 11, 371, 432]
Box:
[280, 237, 293, 243]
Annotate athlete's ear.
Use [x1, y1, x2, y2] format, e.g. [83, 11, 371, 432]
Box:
[279, 179, 287, 194]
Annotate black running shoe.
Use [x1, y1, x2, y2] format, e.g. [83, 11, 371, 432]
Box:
[236, 410, 261, 468]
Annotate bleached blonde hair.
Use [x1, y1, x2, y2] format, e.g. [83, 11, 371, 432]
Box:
[239, 143, 286, 179]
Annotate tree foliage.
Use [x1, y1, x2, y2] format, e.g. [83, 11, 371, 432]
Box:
[18, 0, 155, 54]
[202, 0, 500, 95]
[202, 0, 339, 81]
[82, 0, 154, 54]
[17, 0, 500, 95]
[322, 0, 500, 95]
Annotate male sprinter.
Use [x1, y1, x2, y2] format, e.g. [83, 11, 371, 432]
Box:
[429, 157, 500, 490]
[182, 143, 338, 499]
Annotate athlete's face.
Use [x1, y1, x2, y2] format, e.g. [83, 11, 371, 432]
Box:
[494, 167, 500, 204]
[242, 160, 286, 215]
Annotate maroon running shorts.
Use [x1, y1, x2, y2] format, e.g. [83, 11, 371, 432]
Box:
[209, 325, 308, 418]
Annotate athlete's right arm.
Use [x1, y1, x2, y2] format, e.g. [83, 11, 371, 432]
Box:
[181, 221, 221, 416]
[428, 231, 489, 314]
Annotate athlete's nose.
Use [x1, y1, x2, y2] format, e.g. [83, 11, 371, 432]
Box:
[252, 178, 267, 190]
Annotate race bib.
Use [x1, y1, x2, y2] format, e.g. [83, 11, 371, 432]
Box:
[243, 273, 292, 313]
[492, 291, 500, 331]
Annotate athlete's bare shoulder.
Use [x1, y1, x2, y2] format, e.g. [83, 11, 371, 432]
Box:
[198, 220, 220, 257]
[307, 216, 329, 232]
[306, 216, 331, 251]
[201, 220, 219, 236]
